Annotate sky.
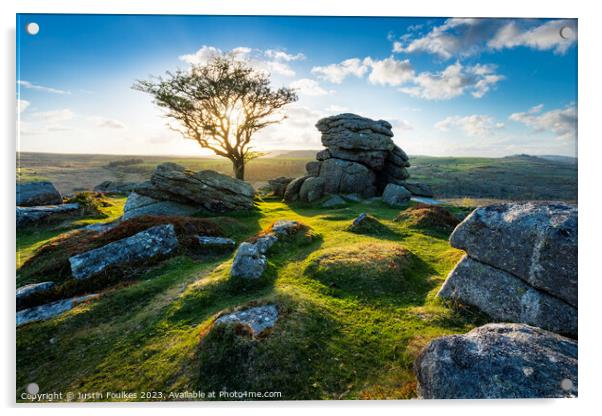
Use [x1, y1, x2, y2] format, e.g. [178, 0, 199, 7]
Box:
[16, 14, 578, 157]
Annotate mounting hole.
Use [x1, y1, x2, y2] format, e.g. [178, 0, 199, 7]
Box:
[559, 26, 574, 40]
[26, 22, 40, 36]
[26, 383, 39, 395]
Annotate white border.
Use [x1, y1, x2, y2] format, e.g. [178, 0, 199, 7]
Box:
[2, 1, 600, 415]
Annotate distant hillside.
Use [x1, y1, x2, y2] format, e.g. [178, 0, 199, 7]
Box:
[264, 150, 321, 158]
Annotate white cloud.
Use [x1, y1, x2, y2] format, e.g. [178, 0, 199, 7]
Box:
[256, 105, 324, 148]
[488, 19, 577, 55]
[265, 49, 305, 61]
[17, 80, 70, 95]
[435, 114, 504, 136]
[393, 18, 576, 59]
[311, 58, 370, 84]
[31, 109, 75, 123]
[17, 99, 30, 113]
[179, 45, 301, 77]
[366, 56, 415, 87]
[509, 104, 577, 140]
[87, 116, 127, 129]
[289, 78, 332, 96]
[325, 104, 349, 113]
[399, 62, 503, 100]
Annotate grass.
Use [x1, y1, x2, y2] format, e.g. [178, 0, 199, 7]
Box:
[16, 197, 487, 402]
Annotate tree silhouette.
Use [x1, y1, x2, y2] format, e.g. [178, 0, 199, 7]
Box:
[134, 55, 298, 180]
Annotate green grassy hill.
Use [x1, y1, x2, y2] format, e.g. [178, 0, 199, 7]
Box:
[16, 197, 485, 401]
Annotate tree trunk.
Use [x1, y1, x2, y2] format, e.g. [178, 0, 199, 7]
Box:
[232, 159, 245, 180]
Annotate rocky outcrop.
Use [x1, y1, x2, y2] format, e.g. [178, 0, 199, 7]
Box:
[382, 183, 411, 207]
[123, 163, 255, 219]
[69, 224, 179, 280]
[414, 323, 578, 399]
[267, 177, 293, 198]
[439, 202, 578, 336]
[16, 181, 63, 206]
[283, 113, 412, 202]
[215, 304, 279, 337]
[94, 180, 138, 194]
[16, 203, 80, 229]
[449, 202, 577, 307]
[17, 294, 99, 327]
[440, 256, 577, 336]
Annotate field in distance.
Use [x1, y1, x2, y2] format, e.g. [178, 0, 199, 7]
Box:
[16, 151, 577, 203]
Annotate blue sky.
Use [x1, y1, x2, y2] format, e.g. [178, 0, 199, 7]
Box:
[17, 14, 578, 157]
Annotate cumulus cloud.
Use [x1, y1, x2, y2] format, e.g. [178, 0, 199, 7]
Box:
[366, 56, 415, 86]
[88, 116, 127, 129]
[17, 99, 30, 113]
[289, 78, 333, 96]
[17, 80, 70, 95]
[256, 105, 324, 148]
[311, 58, 371, 84]
[399, 62, 503, 100]
[393, 18, 576, 59]
[509, 104, 577, 140]
[435, 114, 504, 136]
[179, 45, 302, 77]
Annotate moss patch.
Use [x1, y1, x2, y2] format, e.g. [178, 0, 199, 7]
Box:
[395, 204, 461, 233]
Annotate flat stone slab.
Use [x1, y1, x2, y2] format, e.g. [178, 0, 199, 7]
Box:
[438, 255, 577, 337]
[197, 236, 236, 251]
[215, 304, 279, 337]
[415, 323, 578, 399]
[450, 202, 577, 307]
[16, 203, 80, 228]
[69, 224, 179, 280]
[16, 281, 55, 305]
[123, 192, 199, 220]
[17, 294, 99, 327]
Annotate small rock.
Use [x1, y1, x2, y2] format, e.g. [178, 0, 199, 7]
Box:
[267, 177, 294, 197]
[16, 181, 63, 207]
[94, 180, 138, 195]
[69, 224, 179, 280]
[271, 220, 300, 236]
[197, 236, 236, 251]
[254, 234, 278, 254]
[352, 213, 368, 226]
[17, 294, 99, 326]
[414, 323, 578, 399]
[401, 181, 434, 198]
[215, 304, 279, 337]
[299, 177, 325, 203]
[16, 281, 55, 306]
[16, 203, 81, 229]
[321, 195, 347, 208]
[382, 183, 411, 207]
[283, 176, 309, 203]
[230, 242, 267, 279]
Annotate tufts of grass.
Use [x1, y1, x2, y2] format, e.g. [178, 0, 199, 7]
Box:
[394, 204, 461, 235]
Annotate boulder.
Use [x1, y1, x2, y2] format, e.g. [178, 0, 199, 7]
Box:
[450, 202, 577, 307]
[16, 203, 81, 229]
[197, 236, 236, 251]
[215, 304, 279, 337]
[305, 161, 321, 177]
[16, 282, 55, 308]
[325, 148, 389, 170]
[414, 323, 578, 399]
[254, 234, 278, 254]
[319, 158, 377, 197]
[16, 181, 63, 206]
[123, 192, 199, 220]
[438, 256, 577, 336]
[321, 195, 347, 208]
[93, 180, 138, 194]
[69, 224, 179, 280]
[152, 163, 255, 211]
[399, 181, 434, 198]
[298, 177, 325, 203]
[316, 113, 395, 151]
[271, 220, 301, 236]
[17, 294, 99, 327]
[267, 177, 294, 197]
[230, 242, 267, 279]
[283, 176, 309, 203]
[382, 184, 411, 207]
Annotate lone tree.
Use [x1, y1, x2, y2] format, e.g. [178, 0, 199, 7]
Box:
[134, 55, 298, 180]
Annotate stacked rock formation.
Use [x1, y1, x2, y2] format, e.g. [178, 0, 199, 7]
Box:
[284, 113, 411, 202]
[16, 181, 82, 229]
[438, 202, 578, 337]
[123, 162, 255, 219]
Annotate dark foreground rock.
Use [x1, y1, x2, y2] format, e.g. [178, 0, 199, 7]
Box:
[450, 202, 577, 307]
[16, 282, 55, 308]
[16, 294, 99, 326]
[16, 203, 80, 229]
[69, 224, 179, 280]
[439, 256, 577, 336]
[415, 323, 578, 399]
[267, 177, 293, 198]
[215, 304, 279, 337]
[16, 181, 63, 206]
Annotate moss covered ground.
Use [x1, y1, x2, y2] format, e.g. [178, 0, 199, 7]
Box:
[16, 196, 486, 401]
